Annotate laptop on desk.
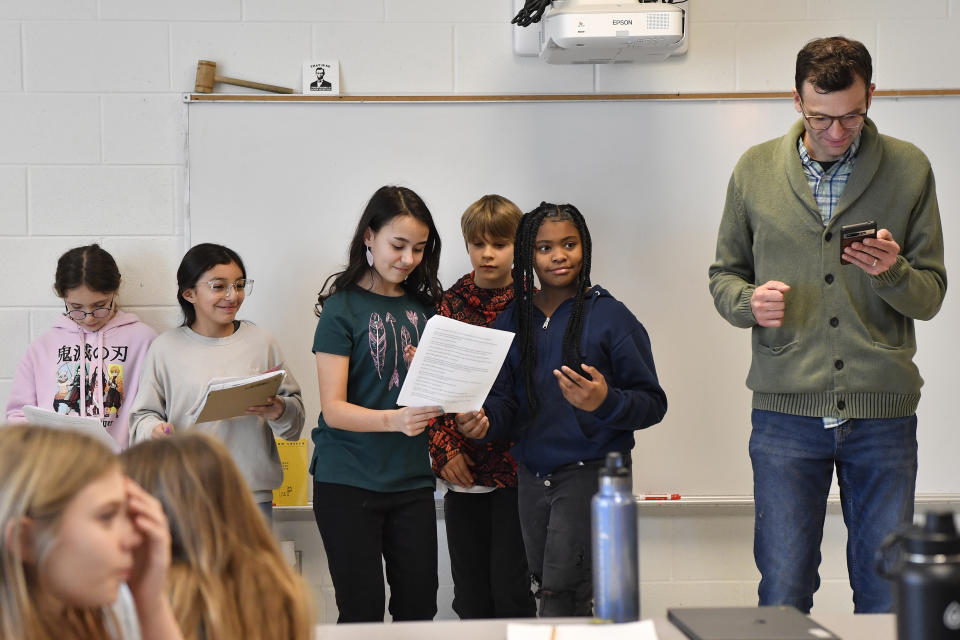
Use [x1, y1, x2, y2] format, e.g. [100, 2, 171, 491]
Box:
[667, 606, 841, 640]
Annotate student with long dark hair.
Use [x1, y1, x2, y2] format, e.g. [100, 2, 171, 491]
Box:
[129, 243, 304, 521]
[311, 185, 444, 622]
[6, 244, 156, 449]
[457, 203, 667, 617]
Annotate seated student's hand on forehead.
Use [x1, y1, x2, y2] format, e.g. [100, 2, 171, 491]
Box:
[123, 477, 172, 603]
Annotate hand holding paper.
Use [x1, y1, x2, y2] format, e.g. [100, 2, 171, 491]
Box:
[397, 316, 514, 414]
[244, 396, 285, 421]
[455, 410, 489, 440]
[385, 405, 444, 437]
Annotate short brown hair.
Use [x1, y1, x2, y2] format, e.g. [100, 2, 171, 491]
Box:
[460, 195, 523, 244]
[795, 36, 872, 96]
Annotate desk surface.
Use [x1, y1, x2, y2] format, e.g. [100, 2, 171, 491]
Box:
[315, 613, 895, 640]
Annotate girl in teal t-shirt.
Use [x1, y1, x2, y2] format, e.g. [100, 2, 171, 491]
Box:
[311, 185, 444, 623]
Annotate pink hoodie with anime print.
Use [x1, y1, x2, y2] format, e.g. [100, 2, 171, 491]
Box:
[6, 310, 157, 449]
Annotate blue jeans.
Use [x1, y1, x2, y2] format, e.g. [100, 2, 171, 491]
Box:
[750, 410, 917, 613]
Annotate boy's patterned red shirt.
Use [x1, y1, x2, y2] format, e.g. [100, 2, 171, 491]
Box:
[428, 272, 518, 488]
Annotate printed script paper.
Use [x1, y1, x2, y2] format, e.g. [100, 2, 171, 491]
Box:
[397, 315, 514, 413]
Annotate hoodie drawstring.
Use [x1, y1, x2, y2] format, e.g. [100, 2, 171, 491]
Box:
[95, 330, 105, 419]
[76, 326, 107, 421]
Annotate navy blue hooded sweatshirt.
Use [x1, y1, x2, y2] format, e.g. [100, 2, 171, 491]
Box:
[482, 285, 667, 475]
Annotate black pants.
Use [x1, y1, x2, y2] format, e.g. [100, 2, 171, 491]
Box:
[313, 482, 438, 623]
[444, 488, 536, 619]
[518, 460, 602, 617]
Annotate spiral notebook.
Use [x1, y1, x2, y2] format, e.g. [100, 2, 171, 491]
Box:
[667, 606, 840, 640]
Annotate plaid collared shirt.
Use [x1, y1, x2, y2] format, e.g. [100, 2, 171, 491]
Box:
[797, 132, 861, 429]
[798, 132, 861, 225]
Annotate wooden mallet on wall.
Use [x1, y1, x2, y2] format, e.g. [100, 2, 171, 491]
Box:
[194, 60, 294, 94]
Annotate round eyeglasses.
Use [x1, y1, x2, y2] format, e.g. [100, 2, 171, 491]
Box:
[798, 98, 867, 131]
[203, 279, 254, 296]
[64, 300, 114, 321]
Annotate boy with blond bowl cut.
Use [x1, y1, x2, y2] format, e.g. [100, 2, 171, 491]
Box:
[429, 195, 536, 619]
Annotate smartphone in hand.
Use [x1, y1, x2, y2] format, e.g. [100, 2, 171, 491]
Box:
[840, 221, 877, 265]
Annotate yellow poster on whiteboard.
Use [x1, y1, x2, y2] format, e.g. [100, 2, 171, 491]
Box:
[273, 438, 308, 506]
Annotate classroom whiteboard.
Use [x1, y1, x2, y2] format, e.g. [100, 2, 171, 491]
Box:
[187, 96, 958, 497]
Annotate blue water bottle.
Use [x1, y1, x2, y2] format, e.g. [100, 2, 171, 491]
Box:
[592, 451, 639, 622]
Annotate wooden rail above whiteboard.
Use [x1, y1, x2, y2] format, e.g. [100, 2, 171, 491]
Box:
[186, 89, 960, 103]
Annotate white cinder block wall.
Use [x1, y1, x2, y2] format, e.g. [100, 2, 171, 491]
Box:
[3, 0, 959, 624]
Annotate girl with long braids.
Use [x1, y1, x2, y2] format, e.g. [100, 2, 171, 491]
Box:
[311, 185, 444, 622]
[456, 202, 667, 617]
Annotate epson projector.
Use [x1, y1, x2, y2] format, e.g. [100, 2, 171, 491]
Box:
[539, 1, 687, 64]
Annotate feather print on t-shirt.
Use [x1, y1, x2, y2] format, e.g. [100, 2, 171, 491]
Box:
[400, 325, 412, 368]
[385, 313, 400, 390]
[405, 310, 420, 342]
[368, 312, 386, 379]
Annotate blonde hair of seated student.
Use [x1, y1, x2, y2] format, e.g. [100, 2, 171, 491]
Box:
[0, 425, 181, 640]
[121, 433, 312, 640]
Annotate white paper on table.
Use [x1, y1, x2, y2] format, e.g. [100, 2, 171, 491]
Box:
[396, 315, 515, 414]
[506, 620, 659, 640]
[22, 405, 118, 452]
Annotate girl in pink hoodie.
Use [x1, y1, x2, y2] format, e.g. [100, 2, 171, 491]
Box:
[5, 244, 157, 449]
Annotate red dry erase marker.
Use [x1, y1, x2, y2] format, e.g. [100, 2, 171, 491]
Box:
[643, 493, 681, 500]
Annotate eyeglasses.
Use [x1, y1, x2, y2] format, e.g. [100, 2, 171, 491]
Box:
[798, 98, 867, 131]
[64, 299, 115, 321]
[203, 279, 254, 296]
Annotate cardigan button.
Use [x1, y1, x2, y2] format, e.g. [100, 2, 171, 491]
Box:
[830, 317, 839, 327]
[835, 359, 844, 370]
[825, 274, 834, 284]
[837, 399, 846, 410]
[825, 232, 833, 242]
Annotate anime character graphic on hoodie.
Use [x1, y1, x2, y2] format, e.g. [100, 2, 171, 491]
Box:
[104, 364, 124, 418]
[6, 311, 156, 449]
[53, 363, 77, 415]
